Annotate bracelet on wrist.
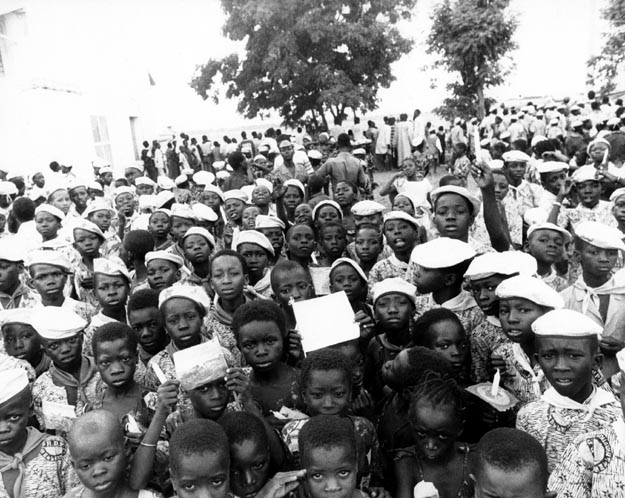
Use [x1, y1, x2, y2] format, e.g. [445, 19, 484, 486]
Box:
[552, 201, 562, 207]
[139, 442, 157, 448]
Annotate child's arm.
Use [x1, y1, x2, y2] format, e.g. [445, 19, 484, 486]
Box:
[546, 177, 573, 226]
[470, 160, 509, 252]
[129, 380, 179, 490]
[393, 456, 415, 498]
[378, 172, 401, 197]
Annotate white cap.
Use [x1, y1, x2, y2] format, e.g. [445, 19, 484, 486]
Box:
[464, 252, 537, 280]
[113, 186, 135, 201]
[145, 250, 184, 268]
[0, 239, 24, 262]
[0, 369, 29, 405]
[527, 222, 571, 244]
[35, 204, 65, 221]
[241, 185, 255, 202]
[31, 307, 87, 340]
[431, 186, 481, 215]
[382, 210, 419, 230]
[532, 309, 603, 338]
[135, 176, 156, 187]
[88, 181, 103, 193]
[171, 203, 196, 221]
[353, 148, 366, 156]
[157, 176, 175, 190]
[26, 249, 71, 272]
[154, 190, 175, 208]
[351, 200, 386, 216]
[175, 174, 188, 186]
[94, 257, 131, 282]
[182, 226, 216, 249]
[523, 207, 548, 226]
[502, 150, 530, 163]
[371, 277, 417, 307]
[138, 194, 156, 211]
[204, 183, 225, 202]
[83, 199, 115, 218]
[92, 157, 110, 169]
[607, 117, 620, 127]
[610, 188, 625, 203]
[496, 275, 564, 309]
[572, 165, 599, 183]
[216, 170, 230, 180]
[531, 135, 548, 147]
[500, 131, 511, 140]
[158, 284, 211, 313]
[549, 118, 559, 126]
[284, 179, 306, 197]
[98, 165, 113, 175]
[330, 257, 367, 284]
[535, 161, 569, 174]
[0, 181, 17, 196]
[489, 159, 504, 170]
[193, 171, 215, 186]
[571, 119, 584, 128]
[254, 178, 273, 194]
[213, 160, 226, 171]
[0, 309, 34, 328]
[191, 203, 218, 223]
[575, 221, 625, 251]
[73, 220, 105, 240]
[125, 161, 144, 172]
[410, 238, 475, 269]
[223, 189, 248, 203]
[236, 230, 274, 256]
[255, 215, 285, 230]
[307, 150, 322, 160]
[587, 138, 611, 155]
[312, 200, 343, 220]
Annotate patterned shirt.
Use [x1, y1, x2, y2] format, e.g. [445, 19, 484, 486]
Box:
[492, 342, 548, 406]
[368, 255, 410, 295]
[0, 282, 41, 311]
[540, 268, 569, 292]
[413, 292, 484, 337]
[556, 200, 616, 231]
[469, 316, 509, 383]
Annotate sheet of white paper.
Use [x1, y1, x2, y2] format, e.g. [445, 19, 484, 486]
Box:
[41, 400, 76, 432]
[292, 291, 360, 353]
[309, 266, 332, 296]
[173, 339, 228, 391]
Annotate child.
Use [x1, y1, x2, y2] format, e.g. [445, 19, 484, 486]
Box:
[392, 193, 416, 216]
[534, 160, 568, 212]
[145, 250, 184, 292]
[182, 227, 215, 293]
[66, 409, 160, 498]
[368, 211, 419, 290]
[148, 208, 173, 251]
[68, 181, 90, 217]
[242, 205, 261, 231]
[31, 307, 99, 431]
[471, 428, 552, 498]
[251, 178, 274, 216]
[167, 203, 196, 261]
[48, 187, 72, 217]
[34, 203, 65, 244]
[285, 223, 315, 268]
[315, 221, 347, 267]
[83, 258, 132, 355]
[330, 258, 373, 323]
[236, 230, 274, 298]
[0, 368, 77, 497]
[350, 200, 386, 229]
[365, 277, 417, 401]
[123, 229, 154, 289]
[379, 156, 433, 208]
[352, 224, 384, 276]
[334, 181, 358, 237]
[84, 200, 122, 257]
[1, 308, 50, 377]
[491, 275, 564, 404]
[0, 239, 40, 310]
[502, 149, 543, 214]
[232, 301, 301, 420]
[298, 415, 363, 498]
[73, 220, 106, 309]
[294, 203, 314, 226]
[451, 143, 471, 186]
[255, 215, 287, 266]
[394, 372, 474, 498]
[525, 222, 570, 291]
[278, 179, 306, 224]
[516, 309, 622, 472]
[113, 186, 139, 234]
[224, 190, 248, 249]
[223, 151, 253, 190]
[127, 288, 169, 368]
[312, 200, 343, 230]
[270, 260, 315, 331]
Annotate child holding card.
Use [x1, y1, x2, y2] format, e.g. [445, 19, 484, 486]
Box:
[270, 260, 315, 331]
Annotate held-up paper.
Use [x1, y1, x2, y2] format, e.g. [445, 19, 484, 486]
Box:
[41, 400, 76, 432]
[173, 339, 228, 391]
[309, 266, 332, 296]
[292, 291, 360, 353]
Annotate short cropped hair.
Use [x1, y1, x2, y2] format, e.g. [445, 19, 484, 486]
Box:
[123, 230, 154, 259]
[270, 260, 310, 294]
[210, 249, 248, 275]
[220, 411, 268, 448]
[474, 428, 548, 490]
[301, 349, 352, 391]
[127, 288, 160, 313]
[412, 308, 466, 346]
[298, 415, 357, 466]
[170, 418, 229, 478]
[319, 221, 347, 239]
[92, 322, 137, 358]
[231, 300, 287, 342]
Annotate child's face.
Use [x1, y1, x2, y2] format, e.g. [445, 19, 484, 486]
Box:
[242, 206, 261, 230]
[303, 369, 351, 416]
[225, 199, 245, 223]
[211, 255, 246, 301]
[229, 437, 271, 498]
[149, 212, 171, 239]
[287, 225, 315, 259]
[274, 268, 314, 307]
[29, 263, 66, 299]
[73, 229, 102, 257]
[330, 264, 364, 303]
[95, 338, 137, 389]
[71, 433, 128, 495]
[302, 445, 358, 498]
[499, 298, 546, 344]
[541, 170, 566, 196]
[401, 161, 417, 178]
[384, 220, 417, 254]
[411, 399, 461, 462]
[294, 204, 313, 225]
[354, 228, 382, 263]
[88, 210, 112, 232]
[526, 229, 565, 266]
[283, 187, 304, 210]
[316, 206, 341, 227]
[320, 226, 347, 260]
[334, 182, 355, 207]
[3, 323, 41, 365]
[375, 293, 413, 332]
[469, 275, 507, 316]
[238, 243, 269, 278]
[238, 320, 284, 372]
[252, 186, 271, 207]
[353, 212, 382, 228]
[100, 172, 113, 186]
[172, 450, 229, 498]
[535, 336, 599, 403]
[258, 228, 283, 255]
[580, 241, 618, 279]
[504, 162, 527, 184]
[334, 343, 364, 390]
[128, 307, 166, 354]
[41, 335, 82, 371]
[188, 379, 229, 419]
[472, 462, 547, 498]
[35, 213, 61, 239]
[69, 187, 89, 210]
[171, 216, 194, 242]
[392, 196, 415, 215]
[200, 192, 222, 209]
[589, 143, 609, 163]
[32, 172, 45, 187]
[147, 260, 180, 290]
[576, 180, 602, 207]
[0, 390, 31, 454]
[433, 194, 473, 239]
[612, 196, 625, 225]
[114, 193, 135, 216]
[426, 319, 468, 372]
[492, 173, 509, 201]
[0, 260, 20, 293]
[183, 235, 212, 265]
[381, 349, 410, 391]
[135, 183, 154, 196]
[162, 298, 203, 349]
[95, 274, 129, 310]
[50, 190, 71, 214]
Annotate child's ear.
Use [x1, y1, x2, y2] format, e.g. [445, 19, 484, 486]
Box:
[594, 352, 604, 370]
[175, 269, 181, 281]
[443, 272, 457, 287]
[523, 240, 530, 253]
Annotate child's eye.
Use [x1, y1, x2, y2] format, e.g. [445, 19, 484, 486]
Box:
[265, 338, 276, 346]
[212, 478, 225, 487]
[243, 343, 254, 350]
[334, 391, 345, 398]
[311, 473, 324, 481]
[99, 360, 110, 367]
[8, 414, 21, 422]
[80, 463, 91, 471]
[252, 462, 265, 470]
[183, 484, 196, 491]
[337, 470, 351, 478]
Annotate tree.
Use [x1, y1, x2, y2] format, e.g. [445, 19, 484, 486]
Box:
[587, 0, 625, 94]
[427, 0, 518, 120]
[190, 0, 415, 128]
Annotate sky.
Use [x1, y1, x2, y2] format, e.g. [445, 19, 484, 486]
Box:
[83, 0, 608, 133]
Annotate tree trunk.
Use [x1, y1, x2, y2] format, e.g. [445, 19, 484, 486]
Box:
[477, 84, 485, 120]
[318, 106, 329, 130]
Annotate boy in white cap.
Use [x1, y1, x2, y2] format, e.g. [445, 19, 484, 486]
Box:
[0, 309, 50, 377]
[0, 368, 78, 497]
[0, 239, 40, 310]
[143, 250, 184, 292]
[72, 220, 107, 309]
[255, 215, 287, 266]
[31, 307, 99, 432]
[84, 199, 122, 257]
[165, 203, 197, 264]
[534, 161, 569, 212]
[502, 150, 542, 214]
[524, 222, 570, 292]
[516, 309, 622, 472]
[236, 230, 274, 298]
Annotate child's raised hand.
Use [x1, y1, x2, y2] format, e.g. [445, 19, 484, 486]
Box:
[287, 330, 304, 363]
[255, 470, 306, 498]
[559, 177, 574, 198]
[470, 160, 494, 189]
[225, 367, 250, 395]
[600, 336, 625, 355]
[156, 380, 179, 416]
[355, 311, 375, 339]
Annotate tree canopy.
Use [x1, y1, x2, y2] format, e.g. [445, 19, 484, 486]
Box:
[427, 0, 517, 120]
[190, 0, 415, 127]
[587, 0, 625, 94]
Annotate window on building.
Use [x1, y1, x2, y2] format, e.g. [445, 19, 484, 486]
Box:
[90, 115, 113, 164]
[0, 20, 6, 77]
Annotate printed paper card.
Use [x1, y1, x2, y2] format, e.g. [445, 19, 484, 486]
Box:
[173, 339, 228, 391]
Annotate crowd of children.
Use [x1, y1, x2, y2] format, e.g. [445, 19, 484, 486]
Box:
[1, 116, 625, 498]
